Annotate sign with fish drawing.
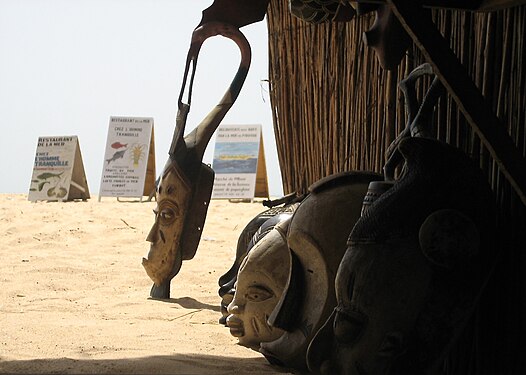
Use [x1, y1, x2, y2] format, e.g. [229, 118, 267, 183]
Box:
[211, 124, 269, 199]
[99, 117, 156, 200]
[28, 136, 90, 202]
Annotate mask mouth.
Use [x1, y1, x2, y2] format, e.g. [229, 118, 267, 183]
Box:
[226, 314, 245, 338]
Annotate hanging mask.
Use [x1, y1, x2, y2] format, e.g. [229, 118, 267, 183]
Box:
[142, 21, 252, 298]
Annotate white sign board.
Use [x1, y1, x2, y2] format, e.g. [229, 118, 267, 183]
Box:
[212, 124, 267, 199]
[28, 136, 90, 202]
[99, 117, 155, 199]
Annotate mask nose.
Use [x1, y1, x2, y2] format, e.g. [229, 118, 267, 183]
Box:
[146, 221, 158, 243]
[227, 301, 243, 315]
[146, 220, 165, 244]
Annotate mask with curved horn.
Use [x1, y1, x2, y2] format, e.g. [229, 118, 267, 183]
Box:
[142, 22, 252, 299]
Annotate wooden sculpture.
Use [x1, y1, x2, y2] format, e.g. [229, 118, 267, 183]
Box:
[142, 21, 251, 299]
[307, 66, 496, 374]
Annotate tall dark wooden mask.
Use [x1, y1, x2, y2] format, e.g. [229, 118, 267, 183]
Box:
[307, 137, 496, 375]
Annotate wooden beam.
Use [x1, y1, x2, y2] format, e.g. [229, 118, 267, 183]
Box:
[387, 0, 526, 206]
[355, 0, 526, 11]
[478, 0, 526, 11]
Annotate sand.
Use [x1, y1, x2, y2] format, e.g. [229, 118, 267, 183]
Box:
[0, 194, 293, 374]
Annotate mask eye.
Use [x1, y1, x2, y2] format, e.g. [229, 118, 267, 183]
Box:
[246, 285, 274, 302]
[159, 208, 176, 224]
[333, 308, 366, 346]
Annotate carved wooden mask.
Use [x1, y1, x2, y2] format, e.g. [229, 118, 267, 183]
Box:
[307, 138, 496, 374]
[260, 172, 382, 370]
[143, 162, 192, 286]
[141, 21, 251, 298]
[226, 223, 291, 349]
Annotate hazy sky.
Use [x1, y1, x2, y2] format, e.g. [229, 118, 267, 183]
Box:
[0, 0, 284, 197]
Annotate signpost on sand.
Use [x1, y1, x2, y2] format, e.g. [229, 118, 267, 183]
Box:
[99, 117, 156, 202]
[211, 124, 269, 200]
[28, 136, 90, 202]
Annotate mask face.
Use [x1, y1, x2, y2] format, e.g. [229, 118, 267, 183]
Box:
[309, 239, 432, 375]
[142, 163, 192, 286]
[226, 228, 290, 349]
[219, 207, 298, 325]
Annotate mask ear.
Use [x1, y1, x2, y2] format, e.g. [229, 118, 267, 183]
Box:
[419, 209, 480, 269]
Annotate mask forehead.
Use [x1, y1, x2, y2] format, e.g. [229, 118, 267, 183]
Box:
[337, 240, 432, 339]
[237, 229, 290, 291]
[338, 240, 431, 312]
[158, 161, 191, 198]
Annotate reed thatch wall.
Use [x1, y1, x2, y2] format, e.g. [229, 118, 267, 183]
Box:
[266, 2, 526, 374]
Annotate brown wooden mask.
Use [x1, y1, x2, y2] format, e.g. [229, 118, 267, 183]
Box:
[361, 3, 413, 71]
[307, 138, 496, 375]
[289, 0, 356, 23]
[142, 22, 251, 298]
[143, 162, 192, 286]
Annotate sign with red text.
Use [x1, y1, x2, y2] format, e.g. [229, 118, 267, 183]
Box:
[211, 124, 269, 199]
[99, 117, 156, 200]
[28, 136, 90, 202]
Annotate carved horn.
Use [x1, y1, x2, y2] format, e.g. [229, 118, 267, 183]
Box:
[174, 22, 251, 163]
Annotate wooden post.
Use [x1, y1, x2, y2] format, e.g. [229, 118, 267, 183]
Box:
[387, 0, 526, 206]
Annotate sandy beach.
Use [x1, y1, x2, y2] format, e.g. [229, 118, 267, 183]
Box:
[0, 194, 293, 374]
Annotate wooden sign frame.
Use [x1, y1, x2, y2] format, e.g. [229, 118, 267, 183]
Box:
[211, 124, 269, 200]
[98, 117, 156, 201]
[254, 132, 269, 199]
[28, 136, 90, 202]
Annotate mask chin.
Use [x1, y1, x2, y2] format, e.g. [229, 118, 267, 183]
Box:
[148, 246, 183, 299]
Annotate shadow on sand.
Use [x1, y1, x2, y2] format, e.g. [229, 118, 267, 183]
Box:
[0, 353, 294, 374]
[148, 296, 221, 313]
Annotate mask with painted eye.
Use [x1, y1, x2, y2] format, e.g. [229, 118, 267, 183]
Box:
[143, 163, 192, 287]
[141, 21, 251, 299]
